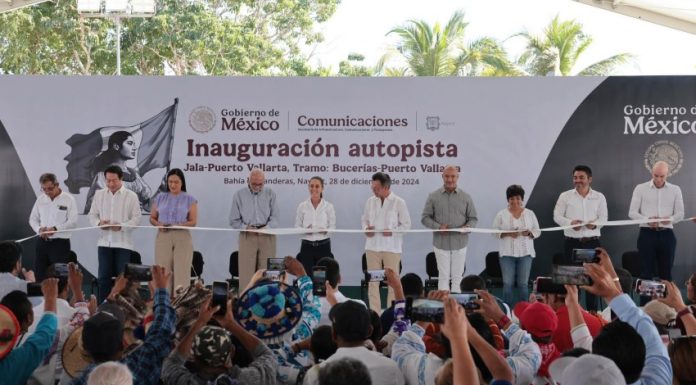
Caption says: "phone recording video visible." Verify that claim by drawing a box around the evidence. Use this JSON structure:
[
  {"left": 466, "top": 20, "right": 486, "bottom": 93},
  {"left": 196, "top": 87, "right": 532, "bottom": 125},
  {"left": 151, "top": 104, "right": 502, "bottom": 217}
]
[
  {"left": 264, "top": 258, "right": 285, "bottom": 281},
  {"left": 405, "top": 298, "right": 445, "bottom": 323},
  {"left": 635, "top": 279, "right": 667, "bottom": 298},
  {"left": 533, "top": 277, "right": 568, "bottom": 295},
  {"left": 451, "top": 292, "right": 480, "bottom": 310},
  {"left": 572, "top": 248, "right": 600, "bottom": 264},
  {"left": 124, "top": 263, "right": 152, "bottom": 282},
  {"left": 312, "top": 267, "right": 327, "bottom": 296},
  {"left": 551, "top": 265, "right": 592, "bottom": 286},
  {"left": 27, "top": 282, "right": 43, "bottom": 297},
  {"left": 365, "top": 269, "right": 386, "bottom": 282},
  {"left": 212, "top": 281, "right": 229, "bottom": 315},
  {"left": 52, "top": 263, "right": 69, "bottom": 278}
]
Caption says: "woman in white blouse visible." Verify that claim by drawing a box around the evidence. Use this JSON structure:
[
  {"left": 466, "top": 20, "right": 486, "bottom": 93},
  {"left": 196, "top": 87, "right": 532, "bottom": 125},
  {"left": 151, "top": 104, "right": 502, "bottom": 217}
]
[
  {"left": 492, "top": 184, "right": 541, "bottom": 306},
  {"left": 295, "top": 176, "right": 336, "bottom": 273}
]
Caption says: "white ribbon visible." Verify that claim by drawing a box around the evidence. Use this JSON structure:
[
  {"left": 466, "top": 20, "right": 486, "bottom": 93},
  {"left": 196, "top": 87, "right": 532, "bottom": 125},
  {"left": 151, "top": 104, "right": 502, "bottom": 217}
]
[{"left": 15, "top": 217, "right": 695, "bottom": 243}]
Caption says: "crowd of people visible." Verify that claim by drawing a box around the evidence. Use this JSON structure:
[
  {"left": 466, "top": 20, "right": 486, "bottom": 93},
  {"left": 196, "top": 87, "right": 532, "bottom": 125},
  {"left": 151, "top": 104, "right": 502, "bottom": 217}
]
[{"left": 1, "top": 239, "right": 695, "bottom": 385}]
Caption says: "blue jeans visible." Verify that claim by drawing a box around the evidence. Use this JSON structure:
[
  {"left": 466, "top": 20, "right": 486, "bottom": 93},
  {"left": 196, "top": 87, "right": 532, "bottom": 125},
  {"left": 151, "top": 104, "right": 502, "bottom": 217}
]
[
  {"left": 98, "top": 247, "right": 132, "bottom": 302},
  {"left": 499, "top": 255, "right": 533, "bottom": 306}
]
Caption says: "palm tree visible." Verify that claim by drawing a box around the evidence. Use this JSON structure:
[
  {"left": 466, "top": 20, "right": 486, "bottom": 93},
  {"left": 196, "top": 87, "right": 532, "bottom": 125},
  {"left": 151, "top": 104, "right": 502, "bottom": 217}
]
[
  {"left": 381, "top": 10, "right": 516, "bottom": 76},
  {"left": 516, "top": 15, "right": 632, "bottom": 76}
]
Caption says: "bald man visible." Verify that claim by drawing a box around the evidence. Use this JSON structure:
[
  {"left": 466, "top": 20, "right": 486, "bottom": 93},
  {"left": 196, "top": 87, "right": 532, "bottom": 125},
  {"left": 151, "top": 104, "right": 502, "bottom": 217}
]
[
  {"left": 421, "top": 165, "right": 477, "bottom": 292},
  {"left": 629, "top": 161, "right": 684, "bottom": 301},
  {"left": 230, "top": 168, "right": 279, "bottom": 288}
]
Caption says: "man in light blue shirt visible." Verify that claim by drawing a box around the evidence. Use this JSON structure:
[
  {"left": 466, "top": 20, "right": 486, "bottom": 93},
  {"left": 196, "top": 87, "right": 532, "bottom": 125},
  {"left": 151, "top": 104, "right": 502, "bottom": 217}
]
[
  {"left": 229, "top": 168, "right": 279, "bottom": 289},
  {"left": 584, "top": 250, "right": 671, "bottom": 385}
]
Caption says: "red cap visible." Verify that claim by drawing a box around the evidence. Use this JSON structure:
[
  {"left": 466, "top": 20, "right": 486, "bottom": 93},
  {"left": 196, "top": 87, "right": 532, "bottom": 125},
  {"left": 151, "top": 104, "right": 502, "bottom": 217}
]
[{"left": 515, "top": 301, "right": 558, "bottom": 338}]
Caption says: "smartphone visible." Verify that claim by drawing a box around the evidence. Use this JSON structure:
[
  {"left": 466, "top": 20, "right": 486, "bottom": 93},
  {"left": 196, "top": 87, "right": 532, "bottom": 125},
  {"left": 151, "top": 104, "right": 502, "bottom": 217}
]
[
  {"left": 635, "top": 279, "right": 667, "bottom": 298},
  {"left": 451, "top": 292, "right": 480, "bottom": 310},
  {"left": 267, "top": 257, "right": 285, "bottom": 272},
  {"left": 27, "top": 282, "right": 43, "bottom": 296},
  {"left": 264, "top": 258, "right": 284, "bottom": 281},
  {"left": 52, "top": 263, "right": 69, "bottom": 278},
  {"left": 533, "top": 276, "right": 568, "bottom": 295},
  {"left": 552, "top": 265, "right": 592, "bottom": 286},
  {"left": 312, "top": 266, "right": 327, "bottom": 296},
  {"left": 572, "top": 248, "right": 600, "bottom": 264},
  {"left": 263, "top": 270, "right": 281, "bottom": 281},
  {"left": 212, "top": 281, "right": 229, "bottom": 316},
  {"left": 365, "top": 269, "right": 386, "bottom": 282},
  {"left": 124, "top": 263, "right": 152, "bottom": 282},
  {"left": 405, "top": 298, "right": 445, "bottom": 323}
]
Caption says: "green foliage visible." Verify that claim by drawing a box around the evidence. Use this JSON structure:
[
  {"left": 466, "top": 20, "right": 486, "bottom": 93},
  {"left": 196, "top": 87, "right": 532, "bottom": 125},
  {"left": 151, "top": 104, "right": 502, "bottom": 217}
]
[
  {"left": 515, "top": 15, "right": 632, "bottom": 76},
  {"left": 0, "top": 0, "right": 338, "bottom": 75},
  {"left": 381, "top": 10, "right": 516, "bottom": 77},
  {"left": 338, "top": 52, "right": 373, "bottom": 76}
]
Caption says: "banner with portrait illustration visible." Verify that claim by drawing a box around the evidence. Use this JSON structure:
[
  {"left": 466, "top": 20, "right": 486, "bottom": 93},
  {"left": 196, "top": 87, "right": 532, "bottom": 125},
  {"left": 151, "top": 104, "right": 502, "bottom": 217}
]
[{"left": 1, "top": 76, "right": 695, "bottom": 285}]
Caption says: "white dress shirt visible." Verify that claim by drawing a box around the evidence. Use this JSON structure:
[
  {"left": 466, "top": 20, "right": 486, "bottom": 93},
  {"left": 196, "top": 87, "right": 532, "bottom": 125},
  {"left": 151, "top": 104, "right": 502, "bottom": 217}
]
[
  {"left": 318, "top": 291, "right": 366, "bottom": 326},
  {"left": 628, "top": 181, "right": 684, "bottom": 229},
  {"left": 28, "top": 191, "right": 78, "bottom": 239},
  {"left": 493, "top": 208, "right": 541, "bottom": 258},
  {"left": 362, "top": 192, "right": 411, "bottom": 253},
  {"left": 553, "top": 188, "right": 608, "bottom": 238},
  {"left": 0, "top": 272, "right": 27, "bottom": 301},
  {"left": 295, "top": 198, "right": 336, "bottom": 241},
  {"left": 303, "top": 346, "right": 405, "bottom": 385},
  {"left": 88, "top": 185, "right": 142, "bottom": 250}
]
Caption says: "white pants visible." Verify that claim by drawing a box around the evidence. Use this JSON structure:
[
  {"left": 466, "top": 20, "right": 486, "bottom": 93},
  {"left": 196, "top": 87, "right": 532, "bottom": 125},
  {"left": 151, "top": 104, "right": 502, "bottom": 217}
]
[{"left": 434, "top": 246, "right": 467, "bottom": 292}]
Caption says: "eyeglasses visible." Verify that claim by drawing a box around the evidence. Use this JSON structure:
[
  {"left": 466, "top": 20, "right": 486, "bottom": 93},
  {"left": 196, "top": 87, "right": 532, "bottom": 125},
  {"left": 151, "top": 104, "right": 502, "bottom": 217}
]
[{"left": 40, "top": 184, "right": 57, "bottom": 193}]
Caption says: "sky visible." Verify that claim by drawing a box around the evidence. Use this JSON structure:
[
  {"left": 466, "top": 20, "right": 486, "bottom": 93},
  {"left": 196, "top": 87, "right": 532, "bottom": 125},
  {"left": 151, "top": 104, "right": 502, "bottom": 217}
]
[{"left": 306, "top": 0, "right": 696, "bottom": 75}]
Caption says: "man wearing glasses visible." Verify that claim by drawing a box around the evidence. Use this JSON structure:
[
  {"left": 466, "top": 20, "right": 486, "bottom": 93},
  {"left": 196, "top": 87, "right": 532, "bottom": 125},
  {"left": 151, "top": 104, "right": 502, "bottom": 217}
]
[
  {"left": 229, "top": 168, "right": 279, "bottom": 288},
  {"left": 28, "top": 173, "right": 78, "bottom": 280}
]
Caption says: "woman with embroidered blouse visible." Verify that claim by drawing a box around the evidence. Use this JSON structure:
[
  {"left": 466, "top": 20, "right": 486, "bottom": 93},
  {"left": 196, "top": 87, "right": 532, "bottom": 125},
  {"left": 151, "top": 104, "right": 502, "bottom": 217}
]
[{"left": 492, "top": 184, "right": 541, "bottom": 306}]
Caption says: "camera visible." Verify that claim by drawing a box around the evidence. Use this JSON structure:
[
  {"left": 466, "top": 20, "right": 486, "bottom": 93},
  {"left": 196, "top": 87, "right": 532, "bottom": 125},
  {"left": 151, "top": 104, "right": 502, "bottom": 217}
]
[
  {"left": 405, "top": 298, "right": 444, "bottom": 323},
  {"left": 552, "top": 265, "right": 592, "bottom": 286},
  {"left": 312, "top": 266, "right": 327, "bottom": 296},
  {"left": 635, "top": 279, "right": 667, "bottom": 298},
  {"left": 212, "top": 281, "right": 229, "bottom": 316},
  {"left": 451, "top": 292, "right": 480, "bottom": 310},
  {"left": 124, "top": 263, "right": 152, "bottom": 282},
  {"left": 572, "top": 248, "right": 599, "bottom": 264},
  {"left": 364, "top": 270, "right": 386, "bottom": 282},
  {"left": 533, "top": 277, "right": 568, "bottom": 295}
]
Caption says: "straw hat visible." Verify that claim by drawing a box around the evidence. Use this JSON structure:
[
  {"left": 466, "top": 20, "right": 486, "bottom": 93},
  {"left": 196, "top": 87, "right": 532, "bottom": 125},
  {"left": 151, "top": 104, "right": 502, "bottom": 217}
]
[{"left": 234, "top": 281, "right": 303, "bottom": 344}]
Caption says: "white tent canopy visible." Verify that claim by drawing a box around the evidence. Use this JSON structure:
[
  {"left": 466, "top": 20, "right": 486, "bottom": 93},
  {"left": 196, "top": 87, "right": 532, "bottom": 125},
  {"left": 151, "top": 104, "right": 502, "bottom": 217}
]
[{"left": 574, "top": 0, "right": 696, "bottom": 34}]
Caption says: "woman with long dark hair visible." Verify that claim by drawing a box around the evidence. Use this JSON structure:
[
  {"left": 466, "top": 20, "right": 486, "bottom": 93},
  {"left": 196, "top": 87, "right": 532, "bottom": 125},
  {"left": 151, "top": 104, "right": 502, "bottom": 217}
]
[
  {"left": 150, "top": 168, "right": 197, "bottom": 291},
  {"left": 295, "top": 176, "right": 336, "bottom": 273}
]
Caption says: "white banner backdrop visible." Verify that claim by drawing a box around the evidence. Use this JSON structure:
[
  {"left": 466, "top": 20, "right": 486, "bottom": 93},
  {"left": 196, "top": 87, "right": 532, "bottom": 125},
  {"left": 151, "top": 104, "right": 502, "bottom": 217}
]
[{"left": 0, "top": 76, "right": 608, "bottom": 284}]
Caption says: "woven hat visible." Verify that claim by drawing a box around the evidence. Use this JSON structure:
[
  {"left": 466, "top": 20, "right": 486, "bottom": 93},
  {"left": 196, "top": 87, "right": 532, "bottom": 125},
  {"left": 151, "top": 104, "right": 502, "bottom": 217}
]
[
  {"left": 0, "top": 304, "right": 20, "bottom": 360},
  {"left": 192, "top": 325, "right": 233, "bottom": 367},
  {"left": 514, "top": 301, "right": 558, "bottom": 338},
  {"left": 234, "top": 281, "right": 303, "bottom": 343},
  {"left": 171, "top": 281, "right": 212, "bottom": 342},
  {"left": 62, "top": 326, "right": 93, "bottom": 378}
]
